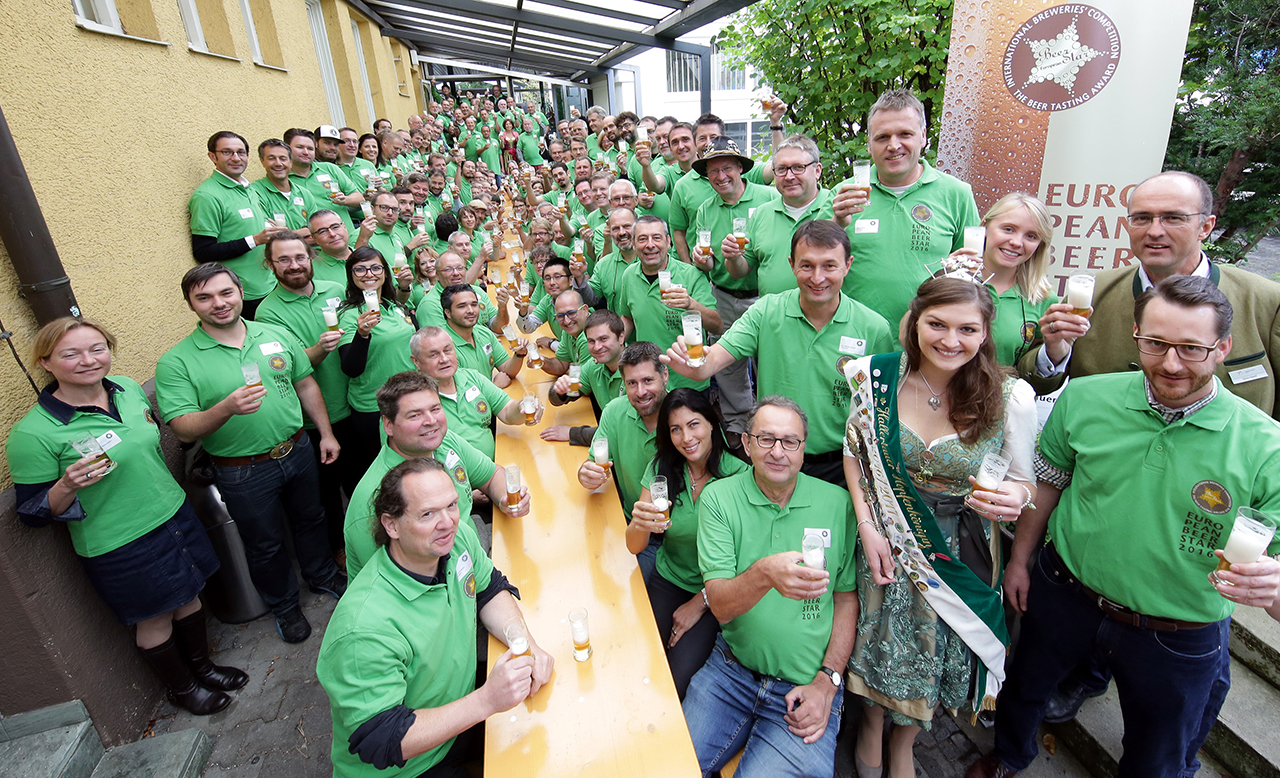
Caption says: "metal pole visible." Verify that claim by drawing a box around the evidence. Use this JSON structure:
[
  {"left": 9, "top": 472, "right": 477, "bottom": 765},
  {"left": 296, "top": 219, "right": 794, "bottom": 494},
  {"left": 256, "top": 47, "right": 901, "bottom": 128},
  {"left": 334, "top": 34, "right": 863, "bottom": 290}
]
[
  {"left": 699, "top": 49, "right": 711, "bottom": 116},
  {"left": 0, "top": 103, "right": 78, "bottom": 325}
]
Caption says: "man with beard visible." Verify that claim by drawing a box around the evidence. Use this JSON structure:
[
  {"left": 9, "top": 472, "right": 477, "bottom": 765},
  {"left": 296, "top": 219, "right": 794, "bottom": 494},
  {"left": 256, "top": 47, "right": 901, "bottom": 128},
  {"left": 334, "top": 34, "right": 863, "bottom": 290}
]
[
  {"left": 314, "top": 125, "right": 343, "bottom": 164},
  {"left": 442, "top": 284, "right": 526, "bottom": 386},
  {"left": 287, "top": 128, "right": 365, "bottom": 246}
]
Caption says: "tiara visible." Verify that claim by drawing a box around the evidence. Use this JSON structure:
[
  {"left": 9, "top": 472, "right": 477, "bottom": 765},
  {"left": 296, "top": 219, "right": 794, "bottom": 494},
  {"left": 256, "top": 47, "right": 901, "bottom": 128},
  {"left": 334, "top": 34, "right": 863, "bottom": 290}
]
[{"left": 926, "top": 253, "right": 992, "bottom": 287}]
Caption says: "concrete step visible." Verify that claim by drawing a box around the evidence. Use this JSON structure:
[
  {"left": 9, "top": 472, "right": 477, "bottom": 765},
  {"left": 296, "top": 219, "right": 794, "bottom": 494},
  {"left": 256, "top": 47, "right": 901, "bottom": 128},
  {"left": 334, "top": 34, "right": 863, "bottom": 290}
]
[
  {"left": 1229, "top": 605, "right": 1280, "bottom": 690},
  {"left": 1048, "top": 657, "right": 1280, "bottom": 778},
  {"left": 0, "top": 719, "right": 103, "bottom": 778},
  {"left": 0, "top": 701, "right": 91, "bottom": 743},
  {"left": 89, "top": 728, "right": 211, "bottom": 778}
]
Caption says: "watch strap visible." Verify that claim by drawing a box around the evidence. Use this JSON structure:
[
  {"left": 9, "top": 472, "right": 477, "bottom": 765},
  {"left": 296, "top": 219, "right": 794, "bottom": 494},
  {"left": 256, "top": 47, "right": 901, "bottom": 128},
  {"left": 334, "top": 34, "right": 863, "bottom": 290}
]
[{"left": 819, "top": 665, "right": 840, "bottom": 687}]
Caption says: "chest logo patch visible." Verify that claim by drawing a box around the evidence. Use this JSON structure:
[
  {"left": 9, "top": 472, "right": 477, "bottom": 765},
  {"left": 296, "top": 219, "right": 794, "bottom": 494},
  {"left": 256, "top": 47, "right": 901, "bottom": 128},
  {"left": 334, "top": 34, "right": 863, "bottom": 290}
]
[
  {"left": 268, "top": 355, "right": 287, "bottom": 372},
  {"left": 910, "top": 204, "right": 933, "bottom": 223},
  {"left": 1192, "top": 480, "right": 1231, "bottom": 515},
  {"left": 476, "top": 400, "right": 488, "bottom": 414},
  {"left": 453, "top": 465, "right": 467, "bottom": 484},
  {"left": 144, "top": 407, "right": 158, "bottom": 425},
  {"left": 836, "top": 355, "right": 854, "bottom": 377},
  {"left": 1021, "top": 321, "right": 1036, "bottom": 344},
  {"left": 463, "top": 572, "right": 477, "bottom": 598}
]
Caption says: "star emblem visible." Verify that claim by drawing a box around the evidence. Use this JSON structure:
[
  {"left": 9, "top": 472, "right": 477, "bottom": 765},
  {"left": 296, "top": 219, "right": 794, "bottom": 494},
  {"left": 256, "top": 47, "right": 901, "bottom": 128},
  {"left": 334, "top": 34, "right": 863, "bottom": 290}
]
[
  {"left": 1024, "top": 18, "right": 1104, "bottom": 96},
  {"left": 1200, "top": 487, "right": 1225, "bottom": 510}
]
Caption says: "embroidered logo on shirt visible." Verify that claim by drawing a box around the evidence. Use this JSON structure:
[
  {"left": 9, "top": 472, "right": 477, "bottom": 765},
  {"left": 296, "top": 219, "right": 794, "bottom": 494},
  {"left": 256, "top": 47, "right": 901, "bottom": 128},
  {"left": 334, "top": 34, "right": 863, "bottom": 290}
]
[
  {"left": 477, "top": 400, "right": 488, "bottom": 414},
  {"left": 464, "top": 572, "right": 477, "bottom": 598},
  {"left": 1021, "top": 321, "right": 1036, "bottom": 344},
  {"left": 268, "top": 355, "right": 287, "bottom": 372},
  {"left": 453, "top": 465, "right": 467, "bottom": 484},
  {"left": 910, "top": 204, "right": 933, "bottom": 223},
  {"left": 1191, "top": 480, "right": 1231, "bottom": 515},
  {"left": 145, "top": 407, "right": 158, "bottom": 425}
]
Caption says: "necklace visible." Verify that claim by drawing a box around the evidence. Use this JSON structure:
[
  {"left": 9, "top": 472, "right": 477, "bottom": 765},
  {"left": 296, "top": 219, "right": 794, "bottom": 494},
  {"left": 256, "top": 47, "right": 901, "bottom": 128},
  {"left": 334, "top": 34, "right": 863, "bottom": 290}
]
[{"left": 918, "top": 371, "right": 943, "bottom": 411}]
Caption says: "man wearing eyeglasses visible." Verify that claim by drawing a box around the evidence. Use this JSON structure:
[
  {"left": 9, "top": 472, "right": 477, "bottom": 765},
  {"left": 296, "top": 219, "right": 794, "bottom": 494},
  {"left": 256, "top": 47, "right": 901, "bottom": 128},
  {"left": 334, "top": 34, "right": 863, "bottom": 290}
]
[
  {"left": 685, "top": 395, "right": 856, "bottom": 778},
  {"left": 1019, "top": 171, "right": 1280, "bottom": 421},
  {"left": 968, "top": 275, "right": 1280, "bottom": 778},
  {"left": 307, "top": 209, "right": 354, "bottom": 288},
  {"left": 354, "top": 190, "right": 418, "bottom": 278}
]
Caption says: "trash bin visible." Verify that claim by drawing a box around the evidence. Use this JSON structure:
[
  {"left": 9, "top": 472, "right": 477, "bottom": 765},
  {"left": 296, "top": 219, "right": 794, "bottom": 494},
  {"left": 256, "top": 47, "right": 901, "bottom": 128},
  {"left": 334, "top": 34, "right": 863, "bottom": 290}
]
[{"left": 186, "top": 483, "right": 270, "bottom": 624}]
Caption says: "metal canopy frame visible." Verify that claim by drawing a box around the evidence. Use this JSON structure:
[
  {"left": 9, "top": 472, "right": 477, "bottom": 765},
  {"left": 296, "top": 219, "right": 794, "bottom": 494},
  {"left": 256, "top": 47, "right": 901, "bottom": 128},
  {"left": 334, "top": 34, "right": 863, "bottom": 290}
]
[{"left": 364, "top": 0, "right": 755, "bottom": 88}]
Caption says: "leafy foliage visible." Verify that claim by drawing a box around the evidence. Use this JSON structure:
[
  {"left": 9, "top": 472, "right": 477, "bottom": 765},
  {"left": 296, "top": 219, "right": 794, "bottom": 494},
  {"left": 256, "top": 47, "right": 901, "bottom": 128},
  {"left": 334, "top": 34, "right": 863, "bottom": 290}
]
[
  {"left": 714, "top": 0, "right": 953, "bottom": 182},
  {"left": 1166, "top": 0, "right": 1280, "bottom": 263}
]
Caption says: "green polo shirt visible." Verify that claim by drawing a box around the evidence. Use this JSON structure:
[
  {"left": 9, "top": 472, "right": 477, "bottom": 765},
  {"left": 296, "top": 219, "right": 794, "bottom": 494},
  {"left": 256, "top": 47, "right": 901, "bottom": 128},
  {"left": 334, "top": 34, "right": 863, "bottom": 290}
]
[
  {"left": 341, "top": 158, "right": 378, "bottom": 190},
  {"left": 589, "top": 249, "right": 637, "bottom": 312},
  {"left": 479, "top": 138, "right": 501, "bottom": 173},
  {"left": 836, "top": 161, "right": 980, "bottom": 327},
  {"left": 585, "top": 134, "right": 602, "bottom": 159},
  {"left": 291, "top": 162, "right": 361, "bottom": 242},
  {"left": 629, "top": 157, "right": 672, "bottom": 221},
  {"left": 592, "top": 396, "right": 657, "bottom": 521},
  {"left": 517, "top": 133, "right": 545, "bottom": 166},
  {"left": 698, "top": 470, "right": 857, "bottom": 684},
  {"left": 313, "top": 251, "right": 349, "bottom": 289},
  {"left": 717, "top": 290, "right": 894, "bottom": 455},
  {"left": 581, "top": 360, "right": 624, "bottom": 406},
  {"left": 156, "top": 321, "right": 312, "bottom": 457},
  {"left": 415, "top": 284, "right": 498, "bottom": 331},
  {"left": 249, "top": 178, "right": 323, "bottom": 233},
  {"left": 446, "top": 323, "right": 510, "bottom": 377},
  {"left": 318, "top": 527, "right": 492, "bottom": 778},
  {"left": 7, "top": 377, "right": 186, "bottom": 557},
  {"left": 254, "top": 280, "right": 351, "bottom": 425},
  {"left": 668, "top": 165, "right": 767, "bottom": 233},
  {"left": 367, "top": 226, "right": 411, "bottom": 272},
  {"left": 989, "top": 285, "right": 1058, "bottom": 368},
  {"left": 1040, "top": 373, "right": 1280, "bottom": 623},
  {"left": 439, "top": 368, "right": 511, "bottom": 459},
  {"left": 529, "top": 295, "right": 565, "bottom": 342},
  {"left": 745, "top": 190, "right": 835, "bottom": 296},
  {"left": 188, "top": 172, "right": 276, "bottom": 300},
  {"left": 344, "top": 432, "right": 497, "bottom": 579},
  {"left": 690, "top": 182, "right": 779, "bottom": 292},
  {"left": 337, "top": 301, "right": 417, "bottom": 413},
  {"left": 615, "top": 260, "right": 717, "bottom": 392},
  {"left": 555, "top": 331, "right": 590, "bottom": 365},
  {"left": 643, "top": 456, "right": 749, "bottom": 592}
]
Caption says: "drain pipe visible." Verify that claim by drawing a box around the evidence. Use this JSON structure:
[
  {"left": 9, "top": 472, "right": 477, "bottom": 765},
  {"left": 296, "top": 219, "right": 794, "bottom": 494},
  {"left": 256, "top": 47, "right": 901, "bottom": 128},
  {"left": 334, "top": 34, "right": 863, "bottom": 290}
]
[{"left": 0, "top": 103, "right": 79, "bottom": 325}]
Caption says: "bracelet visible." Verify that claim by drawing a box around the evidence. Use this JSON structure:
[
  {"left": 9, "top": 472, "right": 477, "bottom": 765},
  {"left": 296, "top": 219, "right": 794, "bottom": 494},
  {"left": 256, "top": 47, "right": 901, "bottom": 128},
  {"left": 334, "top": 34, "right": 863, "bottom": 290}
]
[
  {"left": 856, "top": 519, "right": 879, "bottom": 533},
  {"left": 1017, "top": 483, "right": 1036, "bottom": 510},
  {"left": 770, "top": 125, "right": 784, "bottom": 131},
  {"left": 701, "top": 588, "right": 709, "bottom": 608}
]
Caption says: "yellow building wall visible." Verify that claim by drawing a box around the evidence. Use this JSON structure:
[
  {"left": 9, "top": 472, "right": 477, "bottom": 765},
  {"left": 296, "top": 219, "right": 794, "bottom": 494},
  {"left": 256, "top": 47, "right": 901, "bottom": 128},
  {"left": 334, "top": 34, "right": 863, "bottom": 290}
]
[{"left": 0, "top": 0, "right": 338, "bottom": 489}]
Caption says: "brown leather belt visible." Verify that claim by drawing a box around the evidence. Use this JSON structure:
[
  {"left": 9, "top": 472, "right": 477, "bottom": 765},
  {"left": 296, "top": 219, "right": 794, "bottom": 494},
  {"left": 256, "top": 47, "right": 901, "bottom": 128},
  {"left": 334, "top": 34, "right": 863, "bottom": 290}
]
[
  {"left": 1047, "top": 543, "right": 1211, "bottom": 632},
  {"left": 209, "top": 429, "right": 304, "bottom": 467}
]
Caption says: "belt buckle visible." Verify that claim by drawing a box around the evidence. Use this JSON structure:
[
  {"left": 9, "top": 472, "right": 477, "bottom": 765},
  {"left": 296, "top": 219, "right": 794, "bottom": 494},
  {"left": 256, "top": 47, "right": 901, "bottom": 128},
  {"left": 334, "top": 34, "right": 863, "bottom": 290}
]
[
  {"left": 269, "top": 439, "right": 294, "bottom": 459},
  {"left": 1096, "top": 594, "right": 1124, "bottom": 613}
]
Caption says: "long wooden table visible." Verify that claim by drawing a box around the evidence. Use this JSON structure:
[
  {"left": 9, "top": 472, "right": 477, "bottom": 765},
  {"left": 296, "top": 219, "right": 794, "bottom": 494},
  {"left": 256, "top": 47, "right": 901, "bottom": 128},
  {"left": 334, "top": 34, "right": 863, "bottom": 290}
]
[{"left": 482, "top": 226, "right": 701, "bottom": 777}]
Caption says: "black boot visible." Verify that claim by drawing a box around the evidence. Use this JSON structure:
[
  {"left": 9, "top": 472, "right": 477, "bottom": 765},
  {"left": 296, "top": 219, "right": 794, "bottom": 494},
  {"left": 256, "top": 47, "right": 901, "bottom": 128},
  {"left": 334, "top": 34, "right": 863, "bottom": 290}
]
[
  {"left": 138, "top": 637, "right": 231, "bottom": 716},
  {"left": 172, "top": 608, "right": 249, "bottom": 692}
]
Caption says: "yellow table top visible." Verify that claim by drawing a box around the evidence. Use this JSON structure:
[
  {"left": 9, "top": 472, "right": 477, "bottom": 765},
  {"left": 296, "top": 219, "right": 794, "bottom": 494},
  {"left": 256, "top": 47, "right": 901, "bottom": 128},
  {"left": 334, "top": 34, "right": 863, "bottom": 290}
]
[{"left": 481, "top": 233, "right": 701, "bottom": 778}]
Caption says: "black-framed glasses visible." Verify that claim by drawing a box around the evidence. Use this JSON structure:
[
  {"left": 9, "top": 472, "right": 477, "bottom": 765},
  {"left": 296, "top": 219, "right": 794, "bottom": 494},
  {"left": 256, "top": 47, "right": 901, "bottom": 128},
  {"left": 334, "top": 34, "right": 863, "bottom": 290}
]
[
  {"left": 352, "top": 265, "right": 386, "bottom": 277},
  {"left": 215, "top": 149, "right": 249, "bottom": 158},
  {"left": 1127, "top": 212, "right": 1206, "bottom": 228},
  {"left": 1134, "top": 335, "right": 1220, "bottom": 362},
  {"left": 542, "top": 273, "right": 569, "bottom": 282},
  {"left": 775, "top": 161, "right": 818, "bottom": 178},
  {"left": 747, "top": 433, "right": 804, "bottom": 452},
  {"left": 312, "top": 224, "right": 344, "bottom": 238},
  {"left": 374, "top": 204, "right": 399, "bottom": 213}
]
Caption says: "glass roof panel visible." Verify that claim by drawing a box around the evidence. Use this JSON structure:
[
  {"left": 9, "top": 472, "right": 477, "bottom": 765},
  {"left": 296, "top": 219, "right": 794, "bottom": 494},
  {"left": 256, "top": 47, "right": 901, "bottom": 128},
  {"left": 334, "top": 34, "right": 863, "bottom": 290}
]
[{"left": 522, "top": 1, "right": 655, "bottom": 32}]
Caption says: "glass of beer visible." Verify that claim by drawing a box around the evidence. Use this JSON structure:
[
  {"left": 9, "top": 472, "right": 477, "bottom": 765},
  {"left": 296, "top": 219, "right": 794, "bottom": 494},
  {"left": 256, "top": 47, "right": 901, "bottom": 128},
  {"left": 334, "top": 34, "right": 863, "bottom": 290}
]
[
  {"left": 682, "top": 312, "right": 706, "bottom": 368},
  {"left": 569, "top": 607, "right": 591, "bottom": 661},
  {"left": 732, "top": 218, "right": 748, "bottom": 250},
  {"left": 1216, "top": 507, "right": 1277, "bottom": 574},
  {"left": 528, "top": 349, "right": 544, "bottom": 370},
  {"left": 852, "top": 161, "right": 872, "bottom": 194},
  {"left": 972, "top": 451, "right": 1011, "bottom": 496},
  {"left": 360, "top": 201, "right": 374, "bottom": 219},
  {"left": 504, "top": 465, "right": 522, "bottom": 512},
  {"left": 592, "top": 437, "right": 611, "bottom": 475},
  {"left": 69, "top": 434, "right": 116, "bottom": 475},
  {"left": 760, "top": 97, "right": 773, "bottom": 113},
  {"left": 506, "top": 270, "right": 518, "bottom": 294},
  {"left": 322, "top": 307, "right": 340, "bottom": 332},
  {"left": 802, "top": 531, "right": 826, "bottom": 570},
  {"left": 241, "top": 363, "right": 263, "bottom": 390},
  {"left": 963, "top": 226, "right": 987, "bottom": 256},
  {"left": 567, "top": 363, "right": 582, "bottom": 397},
  {"left": 503, "top": 619, "right": 531, "bottom": 658},
  {"left": 572, "top": 238, "right": 585, "bottom": 264},
  {"left": 657, "top": 269, "right": 673, "bottom": 293},
  {"left": 519, "top": 280, "right": 532, "bottom": 304},
  {"left": 635, "top": 125, "right": 649, "bottom": 154},
  {"left": 520, "top": 390, "right": 539, "bottom": 425},
  {"left": 558, "top": 193, "right": 569, "bottom": 215},
  {"left": 1067, "top": 274, "right": 1096, "bottom": 318},
  {"left": 272, "top": 213, "right": 287, "bottom": 229},
  {"left": 697, "top": 230, "right": 713, "bottom": 261},
  {"left": 650, "top": 475, "right": 671, "bottom": 531},
  {"left": 362, "top": 288, "right": 380, "bottom": 314}
]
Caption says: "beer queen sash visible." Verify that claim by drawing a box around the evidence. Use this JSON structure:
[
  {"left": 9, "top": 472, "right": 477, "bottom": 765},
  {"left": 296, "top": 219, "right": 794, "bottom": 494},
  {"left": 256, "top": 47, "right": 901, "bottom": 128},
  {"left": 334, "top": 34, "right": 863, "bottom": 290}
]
[{"left": 843, "top": 352, "right": 1009, "bottom": 714}]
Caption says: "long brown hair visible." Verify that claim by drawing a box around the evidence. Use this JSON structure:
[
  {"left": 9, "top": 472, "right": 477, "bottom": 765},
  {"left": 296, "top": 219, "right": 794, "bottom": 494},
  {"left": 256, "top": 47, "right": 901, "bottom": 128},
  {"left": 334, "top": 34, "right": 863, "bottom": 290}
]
[{"left": 903, "top": 277, "right": 1009, "bottom": 444}]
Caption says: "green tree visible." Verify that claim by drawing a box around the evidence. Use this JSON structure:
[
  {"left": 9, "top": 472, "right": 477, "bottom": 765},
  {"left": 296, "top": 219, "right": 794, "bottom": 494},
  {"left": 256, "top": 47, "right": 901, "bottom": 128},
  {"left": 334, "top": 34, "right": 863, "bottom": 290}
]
[
  {"left": 714, "top": 0, "right": 953, "bottom": 182},
  {"left": 1166, "top": 0, "right": 1280, "bottom": 263}
]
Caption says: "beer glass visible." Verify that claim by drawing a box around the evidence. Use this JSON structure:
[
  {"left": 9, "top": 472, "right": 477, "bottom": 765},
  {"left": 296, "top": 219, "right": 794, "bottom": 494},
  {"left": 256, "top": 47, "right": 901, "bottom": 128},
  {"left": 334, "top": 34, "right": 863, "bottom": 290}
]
[
  {"left": 963, "top": 226, "right": 987, "bottom": 256},
  {"left": 972, "top": 451, "right": 1011, "bottom": 495},
  {"left": 802, "top": 531, "right": 826, "bottom": 570},
  {"left": 1067, "top": 274, "right": 1096, "bottom": 318},
  {"left": 520, "top": 391, "right": 539, "bottom": 425},
  {"left": 504, "top": 465, "right": 522, "bottom": 512},
  {"left": 272, "top": 213, "right": 287, "bottom": 229},
  {"left": 241, "top": 363, "right": 263, "bottom": 390},
  {"left": 528, "top": 349, "right": 544, "bottom": 370},
  {"left": 360, "top": 201, "right": 374, "bottom": 219},
  {"left": 519, "top": 279, "right": 532, "bottom": 304},
  {"left": 322, "top": 307, "right": 340, "bottom": 332},
  {"left": 503, "top": 619, "right": 531, "bottom": 658},
  {"left": 592, "top": 437, "right": 611, "bottom": 475},
  {"left": 362, "top": 288, "right": 380, "bottom": 314},
  {"left": 732, "top": 217, "right": 748, "bottom": 250},
  {"left": 852, "top": 161, "right": 872, "bottom": 194},
  {"left": 697, "top": 229, "right": 713, "bottom": 262},
  {"left": 572, "top": 239, "right": 585, "bottom": 264},
  {"left": 682, "top": 312, "right": 706, "bottom": 368},
  {"left": 567, "top": 363, "right": 582, "bottom": 397},
  {"left": 569, "top": 607, "right": 591, "bottom": 661},
  {"left": 635, "top": 125, "right": 650, "bottom": 154},
  {"left": 69, "top": 434, "right": 116, "bottom": 475},
  {"left": 1217, "top": 507, "right": 1277, "bottom": 572},
  {"left": 657, "top": 269, "right": 673, "bottom": 293},
  {"left": 650, "top": 475, "right": 671, "bottom": 530},
  {"left": 558, "top": 193, "right": 569, "bottom": 215}
]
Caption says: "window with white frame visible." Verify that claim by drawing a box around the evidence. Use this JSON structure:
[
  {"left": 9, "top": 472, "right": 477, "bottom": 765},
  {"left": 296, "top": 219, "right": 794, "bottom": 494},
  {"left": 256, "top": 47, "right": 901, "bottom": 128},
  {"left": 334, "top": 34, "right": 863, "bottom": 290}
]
[
  {"left": 711, "top": 43, "right": 745, "bottom": 91},
  {"left": 176, "top": 0, "right": 206, "bottom": 50},
  {"left": 665, "top": 50, "right": 699, "bottom": 94},
  {"left": 72, "top": 0, "right": 122, "bottom": 33},
  {"left": 238, "top": 0, "right": 263, "bottom": 64}
]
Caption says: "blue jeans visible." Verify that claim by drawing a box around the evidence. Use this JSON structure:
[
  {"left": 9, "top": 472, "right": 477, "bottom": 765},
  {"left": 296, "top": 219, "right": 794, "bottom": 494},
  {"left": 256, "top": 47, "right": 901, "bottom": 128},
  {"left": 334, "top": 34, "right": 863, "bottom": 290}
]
[
  {"left": 993, "top": 545, "right": 1225, "bottom": 777},
  {"left": 213, "top": 434, "right": 338, "bottom": 615},
  {"left": 683, "top": 635, "right": 842, "bottom": 778}
]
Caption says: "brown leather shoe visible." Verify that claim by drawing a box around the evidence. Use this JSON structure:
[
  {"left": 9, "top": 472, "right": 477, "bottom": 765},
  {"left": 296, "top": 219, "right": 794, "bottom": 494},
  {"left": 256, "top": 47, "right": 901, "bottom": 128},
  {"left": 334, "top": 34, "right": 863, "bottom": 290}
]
[{"left": 965, "top": 755, "right": 1018, "bottom": 778}]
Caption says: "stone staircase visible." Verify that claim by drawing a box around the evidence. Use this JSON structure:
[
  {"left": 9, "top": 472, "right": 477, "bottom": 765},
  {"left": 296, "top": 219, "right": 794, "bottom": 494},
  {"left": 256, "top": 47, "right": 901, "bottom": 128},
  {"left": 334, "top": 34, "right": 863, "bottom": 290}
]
[
  {"left": 1047, "top": 604, "right": 1280, "bottom": 778},
  {"left": 0, "top": 701, "right": 210, "bottom": 778}
]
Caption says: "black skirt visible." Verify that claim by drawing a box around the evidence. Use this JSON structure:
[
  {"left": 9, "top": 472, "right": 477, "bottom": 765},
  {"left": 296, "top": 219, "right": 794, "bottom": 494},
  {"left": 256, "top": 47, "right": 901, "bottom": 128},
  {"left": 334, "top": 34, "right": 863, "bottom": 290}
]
[{"left": 79, "top": 500, "right": 220, "bottom": 625}]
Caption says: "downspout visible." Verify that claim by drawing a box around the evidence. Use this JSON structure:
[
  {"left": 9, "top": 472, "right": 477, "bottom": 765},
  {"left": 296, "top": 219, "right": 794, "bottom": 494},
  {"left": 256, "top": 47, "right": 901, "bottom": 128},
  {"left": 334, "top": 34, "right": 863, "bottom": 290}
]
[{"left": 0, "top": 104, "right": 79, "bottom": 325}]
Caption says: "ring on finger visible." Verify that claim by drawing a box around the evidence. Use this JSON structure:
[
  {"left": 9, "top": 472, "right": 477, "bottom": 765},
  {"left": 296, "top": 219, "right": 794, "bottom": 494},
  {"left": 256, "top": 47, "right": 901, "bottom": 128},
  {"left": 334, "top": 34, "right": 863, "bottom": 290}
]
[{"left": 1049, "top": 321, "right": 1057, "bottom": 333}]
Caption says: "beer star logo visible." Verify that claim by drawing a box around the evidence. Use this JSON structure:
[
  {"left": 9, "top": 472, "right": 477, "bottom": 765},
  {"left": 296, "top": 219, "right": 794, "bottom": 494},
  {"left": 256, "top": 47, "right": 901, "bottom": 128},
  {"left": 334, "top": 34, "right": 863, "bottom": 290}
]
[
  {"left": 464, "top": 572, "right": 477, "bottom": 598},
  {"left": 911, "top": 204, "right": 933, "bottom": 224},
  {"left": 1192, "top": 480, "right": 1232, "bottom": 515},
  {"left": 476, "top": 400, "right": 488, "bottom": 414},
  {"left": 453, "top": 465, "right": 467, "bottom": 484},
  {"left": 836, "top": 355, "right": 854, "bottom": 377},
  {"left": 1003, "top": 5, "right": 1121, "bottom": 112},
  {"left": 1024, "top": 19, "right": 1103, "bottom": 96},
  {"left": 268, "top": 355, "right": 287, "bottom": 371},
  {"left": 1022, "top": 321, "right": 1037, "bottom": 344},
  {"left": 144, "top": 407, "right": 158, "bottom": 425}
]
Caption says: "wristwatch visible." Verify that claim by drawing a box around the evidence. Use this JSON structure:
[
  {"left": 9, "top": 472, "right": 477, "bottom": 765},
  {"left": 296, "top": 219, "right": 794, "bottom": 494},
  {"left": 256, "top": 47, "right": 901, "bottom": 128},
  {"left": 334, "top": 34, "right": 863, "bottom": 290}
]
[{"left": 819, "top": 665, "right": 841, "bottom": 688}]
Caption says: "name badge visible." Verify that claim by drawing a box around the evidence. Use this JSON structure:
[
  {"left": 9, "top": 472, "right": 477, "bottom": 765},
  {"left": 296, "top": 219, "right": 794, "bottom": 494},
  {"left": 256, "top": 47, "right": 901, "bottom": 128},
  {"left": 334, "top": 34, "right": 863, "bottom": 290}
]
[
  {"left": 838, "top": 336, "right": 867, "bottom": 356},
  {"left": 854, "top": 219, "right": 879, "bottom": 234},
  {"left": 444, "top": 449, "right": 462, "bottom": 469},
  {"left": 239, "top": 208, "right": 255, "bottom": 219},
  {"left": 97, "top": 430, "right": 123, "bottom": 452},
  {"left": 293, "top": 197, "right": 304, "bottom": 207},
  {"left": 317, "top": 174, "right": 332, "bottom": 183},
  {"left": 804, "top": 527, "right": 832, "bottom": 548},
  {"left": 747, "top": 207, "right": 757, "bottom": 218},
  {"left": 326, "top": 297, "right": 343, "bottom": 309},
  {"left": 455, "top": 550, "right": 473, "bottom": 582},
  {"left": 482, "top": 343, "right": 493, "bottom": 355},
  {"left": 1230, "top": 364, "right": 1268, "bottom": 384},
  {"left": 259, "top": 341, "right": 285, "bottom": 355},
  {"left": 464, "top": 385, "right": 482, "bottom": 402}
]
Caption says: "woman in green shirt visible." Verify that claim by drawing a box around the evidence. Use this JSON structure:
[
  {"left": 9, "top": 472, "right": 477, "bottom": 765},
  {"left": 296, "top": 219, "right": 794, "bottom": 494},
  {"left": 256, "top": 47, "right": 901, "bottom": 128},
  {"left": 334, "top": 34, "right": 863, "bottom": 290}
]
[
  {"left": 456, "top": 204, "right": 490, "bottom": 263},
  {"left": 406, "top": 249, "right": 438, "bottom": 310},
  {"left": 7, "top": 318, "right": 246, "bottom": 716},
  {"left": 625, "top": 389, "right": 747, "bottom": 699}
]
